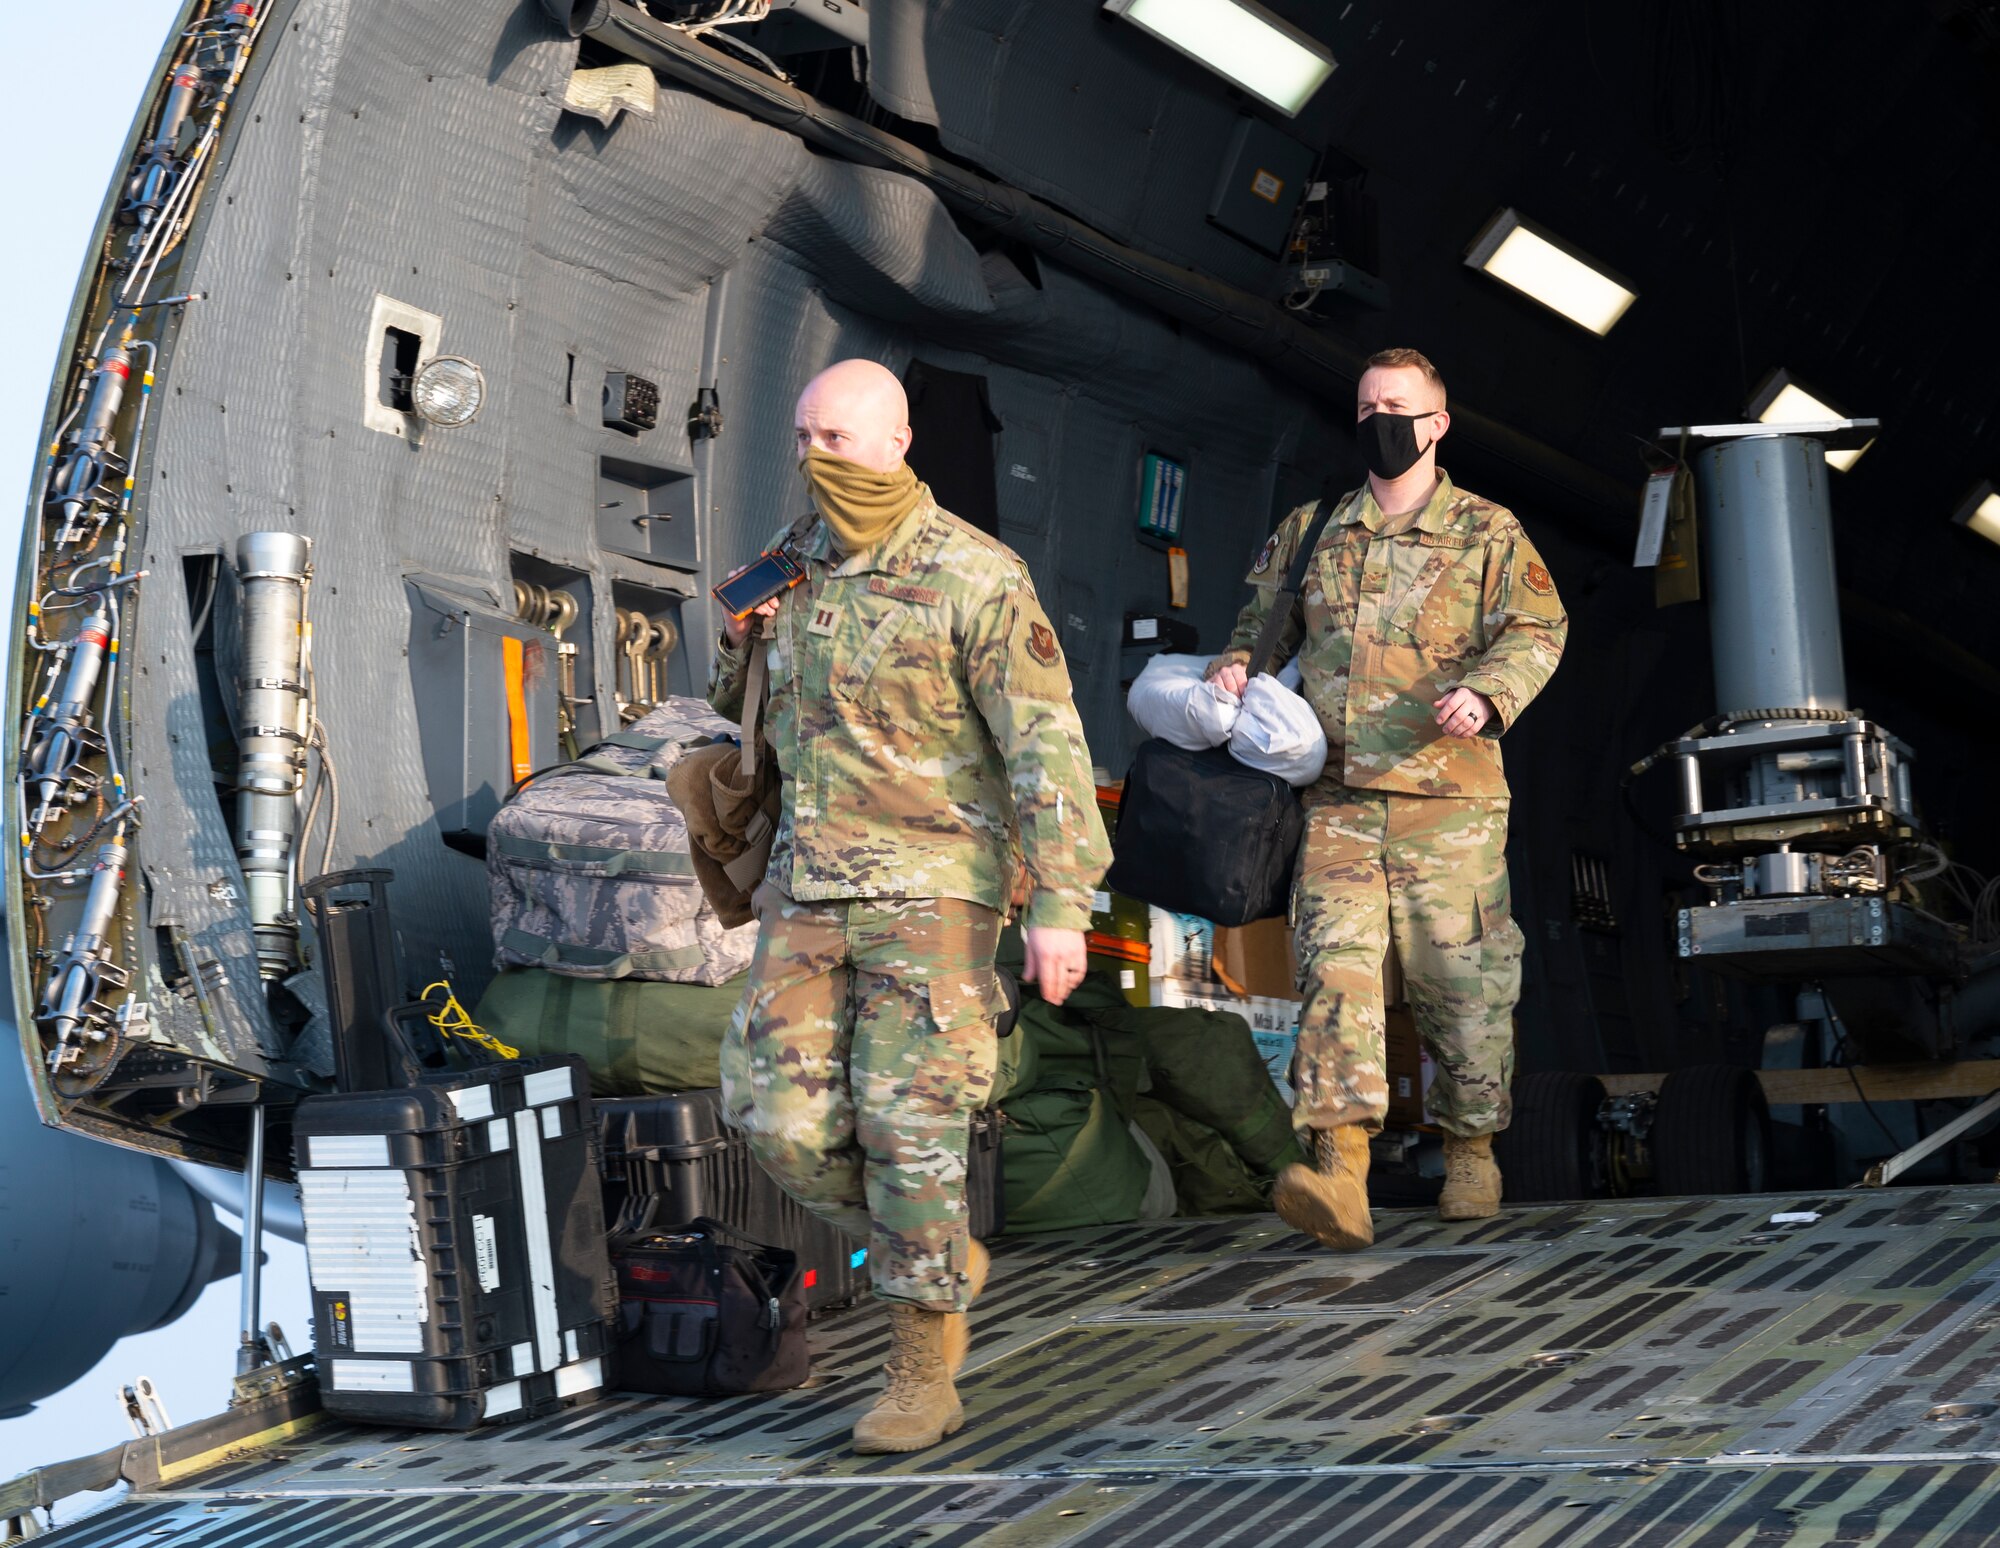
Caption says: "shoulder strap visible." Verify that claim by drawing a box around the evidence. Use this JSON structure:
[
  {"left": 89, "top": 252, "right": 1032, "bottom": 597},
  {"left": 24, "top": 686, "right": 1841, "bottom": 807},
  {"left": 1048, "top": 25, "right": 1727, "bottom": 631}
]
[
  {"left": 740, "top": 617, "right": 768, "bottom": 780},
  {"left": 736, "top": 510, "right": 820, "bottom": 784},
  {"left": 735, "top": 511, "right": 818, "bottom": 780},
  {"left": 1246, "top": 491, "right": 1338, "bottom": 678}
]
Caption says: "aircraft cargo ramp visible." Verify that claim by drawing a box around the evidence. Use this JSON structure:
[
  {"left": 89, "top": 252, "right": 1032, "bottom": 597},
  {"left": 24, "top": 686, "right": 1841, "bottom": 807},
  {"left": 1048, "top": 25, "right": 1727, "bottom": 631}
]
[{"left": 19, "top": 1192, "right": 2000, "bottom": 1545}]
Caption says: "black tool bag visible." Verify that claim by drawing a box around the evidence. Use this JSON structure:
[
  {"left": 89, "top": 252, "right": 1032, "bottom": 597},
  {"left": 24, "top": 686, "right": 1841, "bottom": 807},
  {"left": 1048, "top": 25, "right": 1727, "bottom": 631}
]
[
  {"left": 1105, "top": 494, "right": 1337, "bottom": 926},
  {"left": 607, "top": 1207, "right": 809, "bottom": 1397}
]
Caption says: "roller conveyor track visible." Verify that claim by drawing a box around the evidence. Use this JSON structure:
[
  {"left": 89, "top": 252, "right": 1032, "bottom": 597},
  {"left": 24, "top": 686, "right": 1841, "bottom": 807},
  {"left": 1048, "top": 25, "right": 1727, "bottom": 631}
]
[{"left": 29, "top": 1191, "right": 2000, "bottom": 1545}]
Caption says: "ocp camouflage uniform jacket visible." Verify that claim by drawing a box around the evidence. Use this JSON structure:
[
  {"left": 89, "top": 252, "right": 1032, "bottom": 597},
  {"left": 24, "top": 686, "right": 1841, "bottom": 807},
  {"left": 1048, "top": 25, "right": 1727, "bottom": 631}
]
[
  {"left": 1210, "top": 472, "right": 1567, "bottom": 798},
  {"left": 709, "top": 489, "right": 1111, "bottom": 930}
]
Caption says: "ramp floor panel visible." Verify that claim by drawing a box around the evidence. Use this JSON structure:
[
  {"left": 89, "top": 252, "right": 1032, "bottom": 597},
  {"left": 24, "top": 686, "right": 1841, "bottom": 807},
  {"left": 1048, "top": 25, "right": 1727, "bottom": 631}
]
[{"left": 31, "top": 1191, "right": 2000, "bottom": 1545}]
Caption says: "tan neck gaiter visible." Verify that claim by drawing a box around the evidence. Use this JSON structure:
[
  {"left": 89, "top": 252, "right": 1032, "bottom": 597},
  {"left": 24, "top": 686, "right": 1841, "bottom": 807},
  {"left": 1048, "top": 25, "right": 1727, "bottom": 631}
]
[{"left": 800, "top": 448, "right": 923, "bottom": 555}]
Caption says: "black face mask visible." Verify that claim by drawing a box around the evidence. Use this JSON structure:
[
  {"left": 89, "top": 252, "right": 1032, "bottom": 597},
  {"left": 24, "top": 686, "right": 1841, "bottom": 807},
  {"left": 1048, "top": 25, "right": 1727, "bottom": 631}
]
[{"left": 1358, "top": 410, "right": 1435, "bottom": 479}]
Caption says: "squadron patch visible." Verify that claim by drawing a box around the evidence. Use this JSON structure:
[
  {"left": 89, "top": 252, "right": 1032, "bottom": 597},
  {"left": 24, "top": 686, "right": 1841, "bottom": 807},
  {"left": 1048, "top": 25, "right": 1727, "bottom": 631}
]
[
  {"left": 1027, "top": 621, "right": 1060, "bottom": 666},
  {"left": 1251, "top": 533, "right": 1279, "bottom": 575},
  {"left": 1522, "top": 561, "right": 1554, "bottom": 596}
]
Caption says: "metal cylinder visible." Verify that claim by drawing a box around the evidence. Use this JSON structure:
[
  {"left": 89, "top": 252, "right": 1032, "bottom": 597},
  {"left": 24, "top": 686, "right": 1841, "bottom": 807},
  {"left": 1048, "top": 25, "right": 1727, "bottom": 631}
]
[
  {"left": 236, "top": 1102, "right": 267, "bottom": 1376},
  {"left": 27, "top": 600, "right": 113, "bottom": 823},
  {"left": 541, "top": 0, "right": 609, "bottom": 37},
  {"left": 1677, "top": 752, "right": 1703, "bottom": 818},
  {"left": 1695, "top": 434, "right": 1848, "bottom": 714},
  {"left": 1747, "top": 851, "right": 1813, "bottom": 898},
  {"left": 51, "top": 348, "right": 130, "bottom": 535},
  {"left": 41, "top": 838, "right": 129, "bottom": 1052},
  {"left": 128, "top": 66, "right": 200, "bottom": 225},
  {"left": 233, "top": 532, "right": 311, "bottom": 981}
]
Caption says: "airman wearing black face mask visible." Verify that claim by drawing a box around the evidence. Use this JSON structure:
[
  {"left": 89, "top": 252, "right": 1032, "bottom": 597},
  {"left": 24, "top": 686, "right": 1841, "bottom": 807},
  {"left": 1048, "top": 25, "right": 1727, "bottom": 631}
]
[{"left": 1207, "top": 347, "right": 1569, "bottom": 1248}]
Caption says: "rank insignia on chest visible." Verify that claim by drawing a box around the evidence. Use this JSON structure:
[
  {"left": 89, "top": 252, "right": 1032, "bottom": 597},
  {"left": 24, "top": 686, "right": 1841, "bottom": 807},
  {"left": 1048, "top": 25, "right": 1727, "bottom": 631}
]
[
  {"left": 807, "top": 603, "right": 839, "bottom": 636},
  {"left": 1027, "top": 621, "right": 1059, "bottom": 665},
  {"left": 1522, "top": 561, "right": 1555, "bottom": 596}
]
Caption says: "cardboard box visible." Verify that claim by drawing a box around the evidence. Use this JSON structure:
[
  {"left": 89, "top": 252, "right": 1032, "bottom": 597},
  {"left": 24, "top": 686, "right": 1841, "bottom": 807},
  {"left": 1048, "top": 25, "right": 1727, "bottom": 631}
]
[
  {"left": 1149, "top": 907, "right": 1216, "bottom": 985},
  {"left": 1384, "top": 1007, "right": 1438, "bottom": 1127},
  {"left": 1214, "top": 917, "right": 1298, "bottom": 999}
]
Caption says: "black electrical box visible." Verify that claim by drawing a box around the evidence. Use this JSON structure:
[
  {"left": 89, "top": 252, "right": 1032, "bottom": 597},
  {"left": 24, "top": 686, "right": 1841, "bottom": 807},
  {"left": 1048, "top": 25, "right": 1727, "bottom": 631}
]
[
  {"left": 603, "top": 371, "right": 660, "bottom": 433},
  {"left": 1208, "top": 116, "right": 1315, "bottom": 256}
]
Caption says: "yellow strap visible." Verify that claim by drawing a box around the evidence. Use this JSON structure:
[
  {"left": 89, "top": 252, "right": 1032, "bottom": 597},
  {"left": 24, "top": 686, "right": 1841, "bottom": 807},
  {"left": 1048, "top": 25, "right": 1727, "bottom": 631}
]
[{"left": 421, "top": 979, "right": 517, "bottom": 1060}]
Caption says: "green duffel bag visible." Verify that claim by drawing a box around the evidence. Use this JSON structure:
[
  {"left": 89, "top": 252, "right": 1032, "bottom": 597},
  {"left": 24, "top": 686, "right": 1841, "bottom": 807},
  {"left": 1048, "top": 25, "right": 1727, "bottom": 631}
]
[
  {"left": 1117, "top": 1004, "right": 1306, "bottom": 1185},
  {"left": 1000, "top": 1079, "right": 1157, "bottom": 1233},
  {"left": 473, "top": 966, "right": 745, "bottom": 1098},
  {"left": 1132, "top": 1094, "right": 1274, "bottom": 1217},
  {"left": 996, "top": 978, "right": 1158, "bottom": 1233}
]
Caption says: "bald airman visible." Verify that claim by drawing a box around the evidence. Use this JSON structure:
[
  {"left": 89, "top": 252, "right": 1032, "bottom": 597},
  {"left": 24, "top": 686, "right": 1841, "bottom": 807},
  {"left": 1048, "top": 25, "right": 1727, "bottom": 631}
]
[{"left": 710, "top": 359, "right": 1110, "bottom": 1453}]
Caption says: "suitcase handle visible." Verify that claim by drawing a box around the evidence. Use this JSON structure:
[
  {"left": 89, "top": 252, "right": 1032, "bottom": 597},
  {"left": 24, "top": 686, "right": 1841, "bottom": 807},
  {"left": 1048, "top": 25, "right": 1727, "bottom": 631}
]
[{"left": 379, "top": 999, "right": 502, "bottom": 1087}]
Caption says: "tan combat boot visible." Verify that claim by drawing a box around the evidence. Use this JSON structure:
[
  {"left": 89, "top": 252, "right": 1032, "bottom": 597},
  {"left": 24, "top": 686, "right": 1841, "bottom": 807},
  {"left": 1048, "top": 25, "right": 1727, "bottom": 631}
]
[
  {"left": 941, "top": 1238, "right": 989, "bottom": 1378},
  {"left": 1439, "top": 1133, "right": 1502, "bottom": 1221},
  {"left": 852, "top": 1303, "right": 965, "bottom": 1454},
  {"left": 1272, "top": 1124, "right": 1374, "bottom": 1250}
]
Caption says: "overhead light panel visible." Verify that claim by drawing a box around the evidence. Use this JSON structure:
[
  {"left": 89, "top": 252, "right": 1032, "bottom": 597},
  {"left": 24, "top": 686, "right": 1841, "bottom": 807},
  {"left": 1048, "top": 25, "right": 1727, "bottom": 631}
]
[
  {"left": 1955, "top": 481, "right": 2000, "bottom": 547},
  {"left": 1464, "top": 209, "right": 1636, "bottom": 336},
  {"left": 1746, "top": 369, "right": 1874, "bottom": 472},
  {"left": 1102, "top": 0, "right": 1336, "bottom": 118}
]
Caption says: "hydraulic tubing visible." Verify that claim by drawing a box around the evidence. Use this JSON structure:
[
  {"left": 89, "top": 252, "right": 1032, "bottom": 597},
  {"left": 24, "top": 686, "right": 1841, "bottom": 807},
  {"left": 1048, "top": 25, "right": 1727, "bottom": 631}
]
[
  {"left": 236, "top": 1100, "right": 268, "bottom": 1376},
  {"left": 574, "top": 0, "right": 1635, "bottom": 531},
  {"left": 233, "top": 532, "right": 311, "bottom": 981}
]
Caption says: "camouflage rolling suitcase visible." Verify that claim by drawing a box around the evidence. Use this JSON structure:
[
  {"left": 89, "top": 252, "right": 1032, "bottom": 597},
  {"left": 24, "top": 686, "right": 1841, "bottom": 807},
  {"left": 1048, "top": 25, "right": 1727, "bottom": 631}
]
[{"left": 488, "top": 699, "right": 759, "bottom": 985}]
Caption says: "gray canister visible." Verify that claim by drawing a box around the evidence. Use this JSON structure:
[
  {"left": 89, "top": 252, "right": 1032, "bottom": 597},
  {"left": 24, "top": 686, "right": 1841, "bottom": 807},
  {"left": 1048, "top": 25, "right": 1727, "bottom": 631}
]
[{"left": 1695, "top": 433, "right": 1848, "bottom": 715}]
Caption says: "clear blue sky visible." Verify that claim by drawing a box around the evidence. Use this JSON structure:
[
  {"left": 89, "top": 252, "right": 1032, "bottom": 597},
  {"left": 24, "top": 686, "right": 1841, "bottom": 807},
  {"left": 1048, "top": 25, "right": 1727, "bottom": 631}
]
[{"left": 0, "top": 0, "right": 310, "bottom": 1507}]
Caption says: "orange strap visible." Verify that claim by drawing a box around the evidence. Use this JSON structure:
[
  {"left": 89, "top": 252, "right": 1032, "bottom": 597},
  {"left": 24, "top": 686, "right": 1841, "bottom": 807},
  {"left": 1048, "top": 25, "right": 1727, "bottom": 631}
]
[{"left": 502, "top": 636, "right": 532, "bottom": 784}]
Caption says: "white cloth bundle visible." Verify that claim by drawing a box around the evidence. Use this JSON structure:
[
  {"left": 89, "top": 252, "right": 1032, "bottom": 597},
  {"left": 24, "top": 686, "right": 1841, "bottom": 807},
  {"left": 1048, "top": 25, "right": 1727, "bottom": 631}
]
[
  {"left": 1230, "top": 674, "right": 1327, "bottom": 786},
  {"left": 1126, "top": 654, "right": 1327, "bottom": 787},
  {"left": 1125, "top": 654, "right": 1239, "bottom": 750}
]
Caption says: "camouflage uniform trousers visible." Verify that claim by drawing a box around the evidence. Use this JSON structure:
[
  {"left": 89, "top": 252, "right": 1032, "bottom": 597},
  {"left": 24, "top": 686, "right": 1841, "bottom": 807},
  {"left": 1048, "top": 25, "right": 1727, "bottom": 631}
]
[
  {"left": 719, "top": 885, "right": 1004, "bottom": 1311},
  {"left": 1289, "top": 786, "right": 1525, "bottom": 1138}
]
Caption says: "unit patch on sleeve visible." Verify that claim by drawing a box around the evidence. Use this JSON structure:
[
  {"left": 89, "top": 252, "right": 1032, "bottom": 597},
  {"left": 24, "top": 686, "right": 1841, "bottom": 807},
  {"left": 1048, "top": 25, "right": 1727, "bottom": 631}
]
[
  {"left": 1523, "top": 561, "right": 1554, "bottom": 596},
  {"left": 1250, "top": 533, "right": 1279, "bottom": 575},
  {"left": 1027, "top": 621, "right": 1059, "bottom": 666}
]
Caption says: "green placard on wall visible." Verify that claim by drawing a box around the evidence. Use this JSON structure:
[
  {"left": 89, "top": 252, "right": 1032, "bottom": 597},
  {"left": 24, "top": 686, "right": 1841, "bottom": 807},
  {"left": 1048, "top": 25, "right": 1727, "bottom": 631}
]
[{"left": 1138, "top": 453, "right": 1186, "bottom": 542}]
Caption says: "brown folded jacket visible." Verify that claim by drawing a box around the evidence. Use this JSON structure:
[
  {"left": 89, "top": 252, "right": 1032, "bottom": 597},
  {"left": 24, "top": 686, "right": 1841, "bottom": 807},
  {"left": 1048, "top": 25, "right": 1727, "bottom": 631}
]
[
  {"left": 666, "top": 617, "right": 777, "bottom": 928},
  {"left": 666, "top": 740, "right": 777, "bottom": 929}
]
